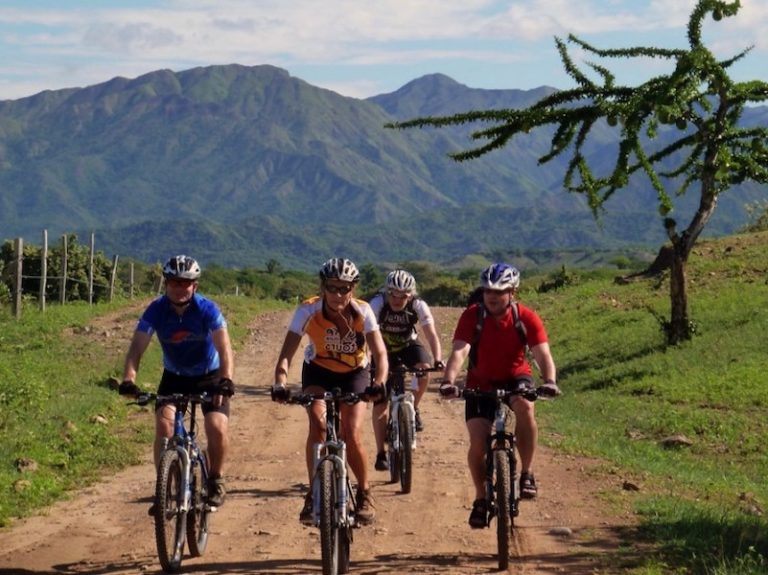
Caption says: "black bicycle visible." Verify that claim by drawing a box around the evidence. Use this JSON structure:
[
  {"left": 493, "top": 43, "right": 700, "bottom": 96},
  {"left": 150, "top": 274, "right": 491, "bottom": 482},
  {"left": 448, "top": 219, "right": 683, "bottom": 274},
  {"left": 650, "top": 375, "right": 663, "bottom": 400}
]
[
  {"left": 462, "top": 386, "right": 543, "bottom": 571},
  {"left": 286, "top": 388, "right": 362, "bottom": 575},
  {"left": 385, "top": 363, "right": 441, "bottom": 494},
  {"left": 132, "top": 392, "right": 213, "bottom": 573}
]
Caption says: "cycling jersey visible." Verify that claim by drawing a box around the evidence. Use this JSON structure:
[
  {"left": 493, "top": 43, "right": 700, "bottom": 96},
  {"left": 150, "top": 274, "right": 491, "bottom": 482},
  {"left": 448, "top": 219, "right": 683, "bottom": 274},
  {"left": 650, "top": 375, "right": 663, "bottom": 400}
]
[
  {"left": 368, "top": 292, "right": 434, "bottom": 353},
  {"left": 453, "top": 302, "right": 547, "bottom": 391},
  {"left": 135, "top": 293, "right": 227, "bottom": 377},
  {"left": 288, "top": 295, "right": 379, "bottom": 373}
]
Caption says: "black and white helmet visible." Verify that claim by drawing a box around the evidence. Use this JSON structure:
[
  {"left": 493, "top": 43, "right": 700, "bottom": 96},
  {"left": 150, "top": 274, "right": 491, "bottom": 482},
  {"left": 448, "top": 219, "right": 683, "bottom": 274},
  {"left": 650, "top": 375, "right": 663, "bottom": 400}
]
[
  {"left": 162, "top": 255, "right": 201, "bottom": 280},
  {"left": 480, "top": 263, "right": 520, "bottom": 290},
  {"left": 386, "top": 269, "right": 416, "bottom": 293},
  {"left": 319, "top": 258, "right": 360, "bottom": 283}
]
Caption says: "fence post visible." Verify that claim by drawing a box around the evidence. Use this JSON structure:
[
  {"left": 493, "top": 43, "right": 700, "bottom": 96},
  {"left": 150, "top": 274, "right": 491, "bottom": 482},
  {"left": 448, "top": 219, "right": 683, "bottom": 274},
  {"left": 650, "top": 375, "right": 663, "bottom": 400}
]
[
  {"left": 129, "top": 262, "right": 135, "bottom": 299},
  {"left": 109, "top": 255, "right": 119, "bottom": 302},
  {"left": 39, "top": 230, "right": 48, "bottom": 311},
  {"left": 60, "top": 235, "right": 68, "bottom": 304},
  {"left": 12, "top": 237, "right": 23, "bottom": 319},
  {"left": 88, "top": 233, "right": 95, "bottom": 305}
]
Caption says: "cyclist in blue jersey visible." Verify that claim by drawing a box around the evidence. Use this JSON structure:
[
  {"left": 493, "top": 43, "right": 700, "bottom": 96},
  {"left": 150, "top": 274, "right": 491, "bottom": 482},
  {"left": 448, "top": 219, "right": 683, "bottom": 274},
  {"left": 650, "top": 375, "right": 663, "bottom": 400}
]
[{"left": 119, "top": 255, "right": 235, "bottom": 510}]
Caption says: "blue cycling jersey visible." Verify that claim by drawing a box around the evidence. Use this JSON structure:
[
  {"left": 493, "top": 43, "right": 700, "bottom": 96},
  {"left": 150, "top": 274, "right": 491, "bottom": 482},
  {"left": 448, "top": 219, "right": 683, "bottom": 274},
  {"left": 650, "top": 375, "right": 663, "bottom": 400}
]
[{"left": 135, "top": 293, "right": 227, "bottom": 376}]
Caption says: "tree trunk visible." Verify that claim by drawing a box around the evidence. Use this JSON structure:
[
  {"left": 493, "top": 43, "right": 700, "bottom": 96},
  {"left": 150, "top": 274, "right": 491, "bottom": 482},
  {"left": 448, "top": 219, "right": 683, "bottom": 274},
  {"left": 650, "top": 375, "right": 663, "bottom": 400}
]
[{"left": 668, "top": 241, "right": 690, "bottom": 344}]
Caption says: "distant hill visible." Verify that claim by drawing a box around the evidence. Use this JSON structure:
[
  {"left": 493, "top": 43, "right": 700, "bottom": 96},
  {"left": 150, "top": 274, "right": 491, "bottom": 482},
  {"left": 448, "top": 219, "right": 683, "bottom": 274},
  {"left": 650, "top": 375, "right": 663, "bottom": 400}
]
[{"left": 0, "top": 64, "right": 764, "bottom": 270}]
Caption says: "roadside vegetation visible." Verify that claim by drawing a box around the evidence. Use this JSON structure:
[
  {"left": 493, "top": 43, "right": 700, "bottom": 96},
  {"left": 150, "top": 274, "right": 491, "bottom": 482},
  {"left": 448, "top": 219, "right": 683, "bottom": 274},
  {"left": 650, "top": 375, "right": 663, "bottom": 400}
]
[{"left": 1, "top": 230, "right": 768, "bottom": 573}]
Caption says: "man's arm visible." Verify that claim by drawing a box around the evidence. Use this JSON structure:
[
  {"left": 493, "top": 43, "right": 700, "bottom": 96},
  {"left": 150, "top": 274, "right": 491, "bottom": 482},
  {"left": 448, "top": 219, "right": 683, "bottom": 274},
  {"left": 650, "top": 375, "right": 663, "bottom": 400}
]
[
  {"left": 530, "top": 342, "right": 556, "bottom": 383},
  {"left": 421, "top": 322, "right": 443, "bottom": 364},
  {"left": 122, "top": 330, "right": 152, "bottom": 383},
  {"left": 212, "top": 327, "right": 234, "bottom": 381}
]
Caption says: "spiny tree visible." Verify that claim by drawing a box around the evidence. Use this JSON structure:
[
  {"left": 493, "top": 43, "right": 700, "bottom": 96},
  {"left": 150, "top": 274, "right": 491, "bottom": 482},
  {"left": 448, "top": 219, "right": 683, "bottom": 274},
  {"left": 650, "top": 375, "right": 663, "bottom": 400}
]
[{"left": 388, "top": 0, "right": 768, "bottom": 344}]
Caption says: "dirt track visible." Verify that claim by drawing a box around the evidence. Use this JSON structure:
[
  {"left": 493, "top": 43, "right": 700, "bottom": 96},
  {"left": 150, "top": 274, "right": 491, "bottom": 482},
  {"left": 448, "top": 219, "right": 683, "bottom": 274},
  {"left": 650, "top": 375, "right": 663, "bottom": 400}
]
[{"left": 0, "top": 307, "right": 636, "bottom": 574}]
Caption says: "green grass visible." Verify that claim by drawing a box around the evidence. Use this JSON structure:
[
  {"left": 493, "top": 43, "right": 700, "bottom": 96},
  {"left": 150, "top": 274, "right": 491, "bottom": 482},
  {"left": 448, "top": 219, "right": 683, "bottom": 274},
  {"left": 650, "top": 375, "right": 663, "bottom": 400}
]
[
  {"left": 525, "top": 231, "right": 768, "bottom": 573},
  {"left": 0, "top": 294, "right": 290, "bottom": 527}
]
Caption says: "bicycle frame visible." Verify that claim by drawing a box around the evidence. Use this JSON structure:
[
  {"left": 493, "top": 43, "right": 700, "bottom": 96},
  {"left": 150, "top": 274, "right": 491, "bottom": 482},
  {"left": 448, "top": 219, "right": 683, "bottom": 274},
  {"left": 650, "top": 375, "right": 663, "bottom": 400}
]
[{"left": 161, "top": 397, "right": 209, "bottom": 517}]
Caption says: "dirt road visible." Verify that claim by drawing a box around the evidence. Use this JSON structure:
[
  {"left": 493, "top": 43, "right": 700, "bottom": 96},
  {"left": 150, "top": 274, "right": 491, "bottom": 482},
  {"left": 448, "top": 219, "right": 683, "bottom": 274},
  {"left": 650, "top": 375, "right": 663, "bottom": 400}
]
[{"left": 0, "top": 307, "right": 636, "bottom": 574}]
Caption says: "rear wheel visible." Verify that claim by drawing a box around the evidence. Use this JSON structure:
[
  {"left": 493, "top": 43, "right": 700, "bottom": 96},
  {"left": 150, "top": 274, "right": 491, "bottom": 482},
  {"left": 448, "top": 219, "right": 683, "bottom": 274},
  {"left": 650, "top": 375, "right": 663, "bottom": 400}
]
[
  {"left": 398, "top": 403, "right": 415, "bottom": 494},
  {"left": 186, "top": 450, "right": 210, "bottom": 557},
  {"left": 494, "top": 450, "right": 513, "bottom": 571},
  {"left": 319, "top": 459, "right": 339, "bottom": 575},
  {"left": 155, "top": 449, "right": 186, "bottom": 573}
]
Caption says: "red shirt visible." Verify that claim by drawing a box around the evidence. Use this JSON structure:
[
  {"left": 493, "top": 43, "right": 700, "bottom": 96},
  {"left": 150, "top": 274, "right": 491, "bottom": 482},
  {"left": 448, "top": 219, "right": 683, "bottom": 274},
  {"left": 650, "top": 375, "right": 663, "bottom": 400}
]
[{"left": 453, "top": 303, "right": 548, "bottom": 391}]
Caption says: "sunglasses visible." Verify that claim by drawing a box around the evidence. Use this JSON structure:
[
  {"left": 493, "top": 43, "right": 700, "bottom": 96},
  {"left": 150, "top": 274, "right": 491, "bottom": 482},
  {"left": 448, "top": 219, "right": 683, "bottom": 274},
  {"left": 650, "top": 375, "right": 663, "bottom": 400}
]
[
  {"left": 387, "top": 290, "right": 410, "bottom": 300},
  {"left": 167, "top": 278, "right": 195, "bottom": 288},
  {"left": 324, "top": 284, "right": 354, "bottom": 295}
]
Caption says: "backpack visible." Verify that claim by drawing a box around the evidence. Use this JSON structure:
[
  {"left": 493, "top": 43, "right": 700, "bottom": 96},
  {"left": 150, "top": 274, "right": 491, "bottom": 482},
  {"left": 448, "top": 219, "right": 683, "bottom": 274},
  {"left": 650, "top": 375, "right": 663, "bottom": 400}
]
[{"left": 467, "top": 301, "right": 528, "bottom": 370}]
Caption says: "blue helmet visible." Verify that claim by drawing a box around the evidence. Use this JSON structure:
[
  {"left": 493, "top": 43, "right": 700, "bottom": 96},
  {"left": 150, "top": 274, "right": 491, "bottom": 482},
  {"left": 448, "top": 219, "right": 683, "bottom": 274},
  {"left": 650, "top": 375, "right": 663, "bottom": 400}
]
[{"left": 480, "top": 263, "right": 520, "bottom": 290}]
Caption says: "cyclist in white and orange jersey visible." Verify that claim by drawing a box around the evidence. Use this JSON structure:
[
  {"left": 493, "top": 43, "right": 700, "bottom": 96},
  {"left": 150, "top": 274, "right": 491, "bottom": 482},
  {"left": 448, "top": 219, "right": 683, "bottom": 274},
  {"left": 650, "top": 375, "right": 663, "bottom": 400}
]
[{"left": 271, "top": 257, "right": 388, "bottom": 526}]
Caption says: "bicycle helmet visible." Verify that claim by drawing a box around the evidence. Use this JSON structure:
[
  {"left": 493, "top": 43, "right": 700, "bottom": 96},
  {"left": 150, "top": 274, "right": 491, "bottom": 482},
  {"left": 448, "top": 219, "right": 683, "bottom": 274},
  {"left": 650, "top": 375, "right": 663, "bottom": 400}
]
[
  {"left": 386, "top": 269, "right": 416, "bottom": 293},
  {"left": 162, "top": 255, "right": 201, "bottom": 280},
  {"left": 319, "top": 257, "right": 360, "bottom": 283},
  {"left": 480, "top": 263, "right": 520, "bottom": 290}
]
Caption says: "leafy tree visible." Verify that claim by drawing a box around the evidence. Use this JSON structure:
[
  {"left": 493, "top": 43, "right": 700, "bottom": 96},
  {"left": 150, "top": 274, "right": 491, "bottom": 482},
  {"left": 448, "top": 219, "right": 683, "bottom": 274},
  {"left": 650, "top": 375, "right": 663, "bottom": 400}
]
[{"left": 388, "top": 0, "right": 768, "bottom": 344}]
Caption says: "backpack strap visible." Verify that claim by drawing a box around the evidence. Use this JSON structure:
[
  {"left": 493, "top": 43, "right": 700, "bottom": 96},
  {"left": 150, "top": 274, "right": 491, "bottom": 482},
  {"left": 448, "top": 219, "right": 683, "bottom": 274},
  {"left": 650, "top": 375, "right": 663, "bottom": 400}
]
[{"left": 468, "top": 301, "right": 528, "bottom": 370}]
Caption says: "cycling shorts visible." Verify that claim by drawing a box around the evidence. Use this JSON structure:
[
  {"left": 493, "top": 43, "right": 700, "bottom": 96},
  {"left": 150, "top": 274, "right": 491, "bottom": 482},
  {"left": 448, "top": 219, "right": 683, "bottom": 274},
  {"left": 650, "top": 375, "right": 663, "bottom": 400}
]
[
  {"left": 157, "top": 369, "right": 231, "bottom": 417},
  {"left": 464, "top": 375, "right": 534, "bottom": 422},
  {"left": 302, "top": 361, "right": 370, "bottom": 394},
  {"left": 372, "top": 342, "right": 431, "bottom": 405}
]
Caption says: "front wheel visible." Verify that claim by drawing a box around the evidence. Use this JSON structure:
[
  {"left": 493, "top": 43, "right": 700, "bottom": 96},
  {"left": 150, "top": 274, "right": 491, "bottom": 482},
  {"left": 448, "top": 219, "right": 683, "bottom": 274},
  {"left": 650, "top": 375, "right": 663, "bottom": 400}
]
[
  {"left": 494, "top": 449, "right": 513, "bottom": 571},
  {"left": 155, "top": 449, "right": 187, "bottom": 573},
  {"left": 319, "top": 459, "right": 340, "bottom": 575},
  {"left": 397, "top": 403, "right": 415, "bottom": 494},
  {"left": 186, "top": 450, "right": 210, "bottom": 557},
  {"left": 387, "top": 417, "right": 401, "bottom": 485}
]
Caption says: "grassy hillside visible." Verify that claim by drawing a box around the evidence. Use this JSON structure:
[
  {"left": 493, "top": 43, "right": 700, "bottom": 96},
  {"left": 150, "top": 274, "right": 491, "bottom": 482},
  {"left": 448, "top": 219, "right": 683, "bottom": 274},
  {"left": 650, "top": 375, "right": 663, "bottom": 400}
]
[
  {"left": 526, "top": 230, "right": 768, "bottom": 574},
  {"left": 1, "top": 232, "right": 768, "bottom": 572}
]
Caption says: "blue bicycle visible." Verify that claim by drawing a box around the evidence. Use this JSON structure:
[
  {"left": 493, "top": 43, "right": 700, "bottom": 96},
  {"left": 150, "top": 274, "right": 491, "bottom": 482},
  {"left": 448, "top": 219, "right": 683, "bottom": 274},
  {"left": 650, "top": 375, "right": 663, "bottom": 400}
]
[{"left": 132, "top": 392, "right": 213, "bottom": 573}]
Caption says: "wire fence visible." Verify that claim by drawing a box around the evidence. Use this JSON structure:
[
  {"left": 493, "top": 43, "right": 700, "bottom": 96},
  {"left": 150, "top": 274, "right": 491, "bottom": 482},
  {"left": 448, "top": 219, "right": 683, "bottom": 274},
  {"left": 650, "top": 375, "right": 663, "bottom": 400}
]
[{"left": 5, "top": 231, "right": 156, "bottom": 320}]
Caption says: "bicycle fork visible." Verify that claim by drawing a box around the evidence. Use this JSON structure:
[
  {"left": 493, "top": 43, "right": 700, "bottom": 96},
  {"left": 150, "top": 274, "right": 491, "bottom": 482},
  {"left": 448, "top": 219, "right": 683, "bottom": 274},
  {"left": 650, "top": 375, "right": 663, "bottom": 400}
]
[
  {"left": 311, "top": 443, "right": 352, "bottom": 528},
  {"left": 162, "top": 436, "right": 193, "bottom": 516}
]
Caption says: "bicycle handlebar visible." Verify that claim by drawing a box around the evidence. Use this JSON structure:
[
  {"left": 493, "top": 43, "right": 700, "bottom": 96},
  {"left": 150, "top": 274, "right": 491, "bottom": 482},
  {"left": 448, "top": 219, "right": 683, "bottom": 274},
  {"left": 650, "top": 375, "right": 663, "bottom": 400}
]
[
  {"left": 389, "top": 364, "right": 443, "bottom": 377},
  {"left": 285, "top": 388, "right": 367, "bottom": 407},
  {"left": 461, "top": 387, "right": 542, "bottom": 402},
  {"left": 130, "top": 391, "right": 214, "bottom": 407}
]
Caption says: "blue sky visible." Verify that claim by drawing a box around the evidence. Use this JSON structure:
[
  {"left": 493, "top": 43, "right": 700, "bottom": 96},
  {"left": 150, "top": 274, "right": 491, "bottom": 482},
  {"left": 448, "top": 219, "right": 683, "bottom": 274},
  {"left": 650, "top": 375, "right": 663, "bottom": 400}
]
[{"left": 1, "top": 0, "right": 766, "bottom": 101}]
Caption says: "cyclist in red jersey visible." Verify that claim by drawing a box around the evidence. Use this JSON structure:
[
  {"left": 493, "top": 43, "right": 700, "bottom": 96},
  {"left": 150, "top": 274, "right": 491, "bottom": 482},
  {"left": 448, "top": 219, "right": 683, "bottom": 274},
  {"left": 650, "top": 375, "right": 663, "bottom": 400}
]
[{"left": 439, "top": 263, "right": 560, "bottom": 528}]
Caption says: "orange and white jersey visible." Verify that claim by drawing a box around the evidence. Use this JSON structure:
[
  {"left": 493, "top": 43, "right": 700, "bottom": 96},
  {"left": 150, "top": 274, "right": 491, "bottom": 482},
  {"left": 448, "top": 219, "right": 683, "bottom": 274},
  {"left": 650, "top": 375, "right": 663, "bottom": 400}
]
[{"left": 288, "top": 295, "right": 379, "bottom": 373}]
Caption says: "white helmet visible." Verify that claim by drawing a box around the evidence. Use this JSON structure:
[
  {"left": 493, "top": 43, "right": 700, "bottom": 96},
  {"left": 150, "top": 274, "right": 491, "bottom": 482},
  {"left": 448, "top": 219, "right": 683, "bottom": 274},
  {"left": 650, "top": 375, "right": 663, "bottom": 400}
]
[
  {"left": 162, "top": 255, "right": 201, "bottom": 280},
  {"left": 319, "top": 258, "right": 360, "bottom": 283},
  {"left": 480, "top": 263, "right": 520, "bottom": 290},
  {"left": 386, "top": 269, "right": 416, "bottom": 293}
]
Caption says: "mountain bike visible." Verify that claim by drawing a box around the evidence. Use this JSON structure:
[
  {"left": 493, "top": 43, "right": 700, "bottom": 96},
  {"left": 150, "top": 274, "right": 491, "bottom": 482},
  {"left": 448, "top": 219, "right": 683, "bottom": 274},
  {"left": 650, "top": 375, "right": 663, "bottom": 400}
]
[
  {"left": 385, "top": 363, "right": 441, "bottom": 494},
  {"left": 131, "top": 392, "right": 214, "bottom": 574},
  {"left": 462, "top": 386, "right": 543, "bottom": 571},
  {"left": 286, "top": 388, "right": 362, "bottom": 575}
]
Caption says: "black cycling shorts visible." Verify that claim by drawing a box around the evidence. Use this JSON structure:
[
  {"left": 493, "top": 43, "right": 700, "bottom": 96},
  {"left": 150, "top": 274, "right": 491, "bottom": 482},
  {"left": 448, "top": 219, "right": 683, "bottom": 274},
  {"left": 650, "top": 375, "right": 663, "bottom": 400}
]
[
  {"left": 464, "top": 375, "right": 534, "bottom": 422},
  {"left": 157, "top": 369, "right": 231, "bottom": 417},
  {"left": 372, "top": 342, "right": 432, "bottom": 405},
  {"left": 302, "top": 361, "right": 370, "bottom": 394}
]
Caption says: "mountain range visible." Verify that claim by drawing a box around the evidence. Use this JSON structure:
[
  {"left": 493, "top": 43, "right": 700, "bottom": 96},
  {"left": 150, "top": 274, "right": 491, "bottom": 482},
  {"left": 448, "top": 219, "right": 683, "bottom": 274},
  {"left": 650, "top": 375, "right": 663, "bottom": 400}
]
[{"left": 0, "top": 64, "right": 765, "bottom": 271}]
